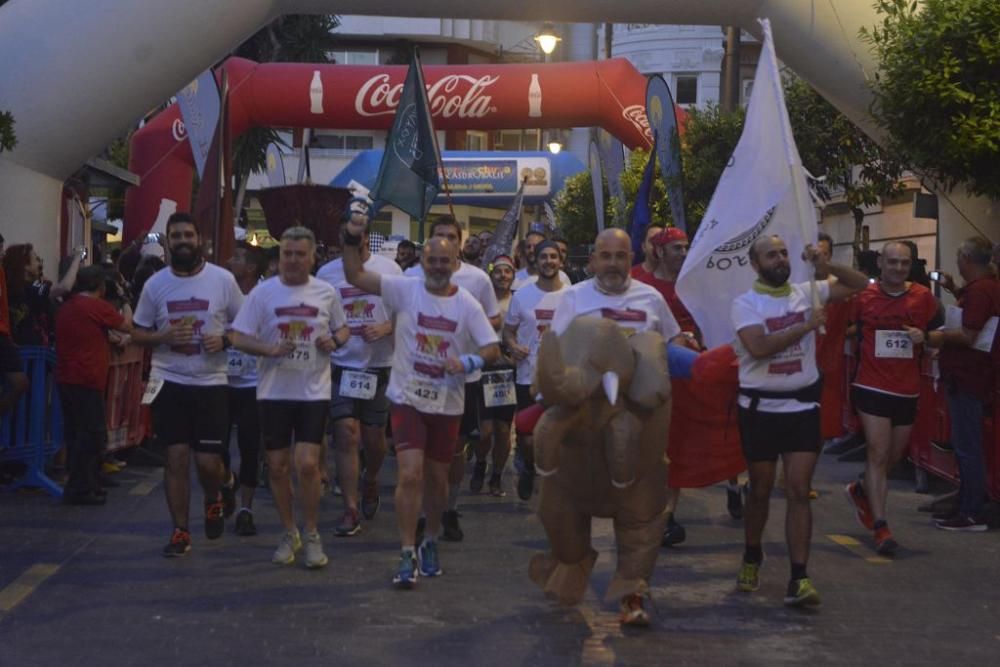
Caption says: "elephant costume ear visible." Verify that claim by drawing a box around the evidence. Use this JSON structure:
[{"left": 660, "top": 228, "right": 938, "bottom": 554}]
[{"left": 625, "top": 331, "right": 670, "bottom": 409}]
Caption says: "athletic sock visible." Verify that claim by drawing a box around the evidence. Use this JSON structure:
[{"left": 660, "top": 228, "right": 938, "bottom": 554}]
[
  {"left": 790, "top": 562, "right": 808, "bottom": 581},
  {"left": 744, "top": 545, "right": 763, "bottom": 565},
  {"left": 401, "top": 546, "right": 415, "bottom": 557}
]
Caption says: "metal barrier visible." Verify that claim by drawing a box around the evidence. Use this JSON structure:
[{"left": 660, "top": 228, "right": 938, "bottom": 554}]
[
  {"left": 105, "top": 345, "right": 147, "bottom": 451},
  {"left": 0, "top": 346, "right": 64, "bottom": 498}
]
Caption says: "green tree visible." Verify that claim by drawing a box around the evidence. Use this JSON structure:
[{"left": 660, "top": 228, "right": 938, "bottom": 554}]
[
  {"left": 784, "top": 74, "right": 906, "bottom": 260},
  {"left": 0, "top": 110, "right": 15, "bottom": 153},
  {"left": 861, "top": 0, "right": 1000, "bottom": 199},
  {"left": 553, "top": 104, "right": 745, "bottom": 243}
]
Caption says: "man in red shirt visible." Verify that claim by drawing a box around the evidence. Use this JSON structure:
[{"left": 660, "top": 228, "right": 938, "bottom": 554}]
[
  {"left": 636, "top": 227, "right": 745, "bottom": 545},
  {"left": 927, "top": 236, "right": 1000, "bottom": 531},
  {"left": 629, "top": 224, "right": 665, "bottom": 282},
  {"left": 55, "top": 266, "right": 132, "bottom": 504},
  {"left": 814, "top": 233, "right": 852, "bottom": 444},
  {"left": 843, "top": 242, "right": 939, "bottom": 554}
]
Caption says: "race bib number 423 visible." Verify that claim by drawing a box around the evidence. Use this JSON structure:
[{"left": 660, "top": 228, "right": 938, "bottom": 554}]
[
  {"left": 875, "top": 330, "right": 913, "bottom": 359},
  {"left": 405, "top": 377, "right": 447, "bottom": 413}
]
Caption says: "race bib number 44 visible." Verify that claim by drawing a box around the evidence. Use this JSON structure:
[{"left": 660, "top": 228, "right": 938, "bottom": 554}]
[
  {"left": 875, "top": 330, "right": 913, "bottom": 359},
  {"left": 340, "top": 369, "right": 377, "bottom": 400}
]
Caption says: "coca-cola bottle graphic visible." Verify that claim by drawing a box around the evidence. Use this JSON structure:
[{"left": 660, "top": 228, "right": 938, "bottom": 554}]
[
  {"left": 310, "top": 71, "right": 324, "bottom": 114},
  {"left": 528, "top": 74, "right": 542, "bottom": 118}
]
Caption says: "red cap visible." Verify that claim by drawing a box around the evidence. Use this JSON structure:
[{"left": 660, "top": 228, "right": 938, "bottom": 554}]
[{"left": 651, "top": 227, "right": 688, "bottom": 247}]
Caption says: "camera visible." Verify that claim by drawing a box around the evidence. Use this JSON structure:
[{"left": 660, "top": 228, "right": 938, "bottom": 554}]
[{"left": 929, "top": 270, "right": 942, "bottom": 282}]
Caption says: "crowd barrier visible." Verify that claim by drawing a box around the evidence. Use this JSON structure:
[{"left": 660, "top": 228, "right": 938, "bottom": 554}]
[
  {"left": 0, "top": 346, "right": 65, "bottom": 498},
  {"left": 105, "top": 345, "right": 148, "bottom": 451}
]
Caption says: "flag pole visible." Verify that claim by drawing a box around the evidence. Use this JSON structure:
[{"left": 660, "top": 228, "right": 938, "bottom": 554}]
[{"left": 413, "top": 48, "right": 456, "bottom": 221}]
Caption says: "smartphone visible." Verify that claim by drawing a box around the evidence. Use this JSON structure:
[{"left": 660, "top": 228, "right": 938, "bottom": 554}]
[{"left": 929, "top": 270, "right": 942, "bottom": 282}]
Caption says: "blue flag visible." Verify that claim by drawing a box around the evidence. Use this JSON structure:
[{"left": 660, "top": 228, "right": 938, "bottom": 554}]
[
  {"left": 371, "top": 51, "right": 441, "bottom": 221},
  {"left": 176, "top": 69, "right": 221, "bottom": 180},
  {"left": 646, "top": 75, "right": 686, "bottom": 232},
  {"left": 629, "top": 132, "right": 658, "bottom": 263}
]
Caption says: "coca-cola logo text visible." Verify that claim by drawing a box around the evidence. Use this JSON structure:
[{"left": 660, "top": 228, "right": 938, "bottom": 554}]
[
  {"left": 356, "top": 74, "right": 499, "bottom": 119},
  {"left": 171, "top": 118, "right": 187, "bottom": 142},
  {"left": 622, "top": 105, "right": 653, "bottom": 142}
]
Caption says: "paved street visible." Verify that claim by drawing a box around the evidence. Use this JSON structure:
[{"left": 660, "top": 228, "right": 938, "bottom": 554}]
[{"left": 1, "top": 452, "right": 998, "bottom": 666}]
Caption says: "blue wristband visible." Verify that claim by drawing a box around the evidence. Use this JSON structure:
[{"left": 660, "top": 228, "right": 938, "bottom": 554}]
[{"left": 460, "top": 354, "right": 485, "bottom": 374}]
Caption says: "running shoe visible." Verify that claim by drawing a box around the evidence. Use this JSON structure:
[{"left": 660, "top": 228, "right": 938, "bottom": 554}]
[
  {"left": 736, "top": 560, "right": 762, "bottom": 592},
  {"left": 784, "top": 578, "right": 821, "bottom": 607},
  {"left": 101, "top": 460, "right": 123, "bottom": 475},
  {"left": 204, "top": 495, "right": 225, "bottom": 540},
  {"left": 162, "top": 528, "right": 192, "bottom": 558},
  {"left": 272, "top": 530, "right": 302, "bottom": 565},
  {"left": 844, "top": 481, "right": 875, "bottom": 531},
  {"left": 334, "top": 509, "right": 362, "bottom": 537},
  {"left": 361, "top": 480, "right": 381, "bottom": 521},
  {"left": 517, "top": 469, "right": 535, "bottom": 501},
  {"left": 303, "top": 531, "right": 328, "bottom": 569},
  {"left": 234, "top": 508, "right": 257, "bottom": 536},
  {"left": 220, "top": 473, "right": 237, "bottom": 519},
  {"left": 417, "top": 540, "right": 442, "bottom": 577},
  {"left": 726, "top": 485, "right": 744, "bottom": 520},
  {"left": 873, "top": 523, "right": 898, "bottom": 556},
  {"left": 393, "top": 551, "right": 418, "bottom": 589},
  {"left": 935, "top": 515, "right": 988, "bottom": 532},
  {"left": 488, "top": 472, "right": 506, "bottom": 497},
  {"left": 661, "top": 517, "right": 686, "bottom": 547},
  {"left": 441, "top": 510, "right": 464, "bottom": 542},
  {"left": 470, "top": 460, "right": 487, "bottom": 494},
  {"left": 618, "top": 594, "right": 651, "bottom": 627}
]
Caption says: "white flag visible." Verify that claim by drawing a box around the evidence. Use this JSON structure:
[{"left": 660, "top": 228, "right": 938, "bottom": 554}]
[{"left": 676, "top": 18, "right": 818, "bottom": 348}]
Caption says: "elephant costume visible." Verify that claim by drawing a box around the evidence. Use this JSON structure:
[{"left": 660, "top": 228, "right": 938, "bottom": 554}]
[{"left": 528, "top": 317, "right": 671, "bottom": 607}]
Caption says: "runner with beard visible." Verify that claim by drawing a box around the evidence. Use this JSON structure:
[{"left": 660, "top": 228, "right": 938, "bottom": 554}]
[
  {"left": 404, "top": 217, "right": 499, "bottom": 542},
  {"left": 503, "top": 242, "right": 568, "bottom": 500},
  {"left": 470, "top": 255, "right": 517, "bottom": 496},
  {"left": 344, "top": 224, "right": 499, "bottom": 587},
  {"left": 512, "top": 230, "right": 572, "bottom": 290},
  {"left": 732, "top": 235, "right": 867, "bottom": 606},
  {"left": 131, "top": 213, "right": 244, "bottom": 557}
]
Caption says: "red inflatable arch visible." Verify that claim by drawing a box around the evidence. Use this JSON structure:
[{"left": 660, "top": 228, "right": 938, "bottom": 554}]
[{"left": 124, "top": 56, "right": 672, "bottom": 243}]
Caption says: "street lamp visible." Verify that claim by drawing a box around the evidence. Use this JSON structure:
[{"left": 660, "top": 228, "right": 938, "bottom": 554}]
[
  {"left": 534, "top": 23, "right": 561, "bottom": 55},
  {"left": 547, "top": 140, "right": 563, "bottom": 154}
]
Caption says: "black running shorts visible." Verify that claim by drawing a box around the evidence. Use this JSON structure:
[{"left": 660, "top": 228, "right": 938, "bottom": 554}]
[
  {"left": 151, "top": 381, "right": 229, "bottom": 453},
  {"left": 737, "top": 406, "right": 821, "bottom": 463},
  {"left": 259, "top": 399, "right": 329, "bottom": 450},
  {"left": 851, "top": 385, "right": 918, "bottom": 427}
]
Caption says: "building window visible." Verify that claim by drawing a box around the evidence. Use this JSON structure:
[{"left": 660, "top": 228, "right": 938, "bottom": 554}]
[
  {"left": 494, "top": 129, "right": 539, "bottom": 151},
  {"left": 326, "top": 49, "right": 378, "bottom": 65},
  {"left": 311, "top": 134, "right": 374, "bottom": 151},
  {"left": 741, "top": 78, "right": 755, "bottom": 107},
  {"left": 466, "top": 131, "right": 488, "bottom": 151},
  {"left": 675, "top": 75, "right": 698, "bottom": 105}
]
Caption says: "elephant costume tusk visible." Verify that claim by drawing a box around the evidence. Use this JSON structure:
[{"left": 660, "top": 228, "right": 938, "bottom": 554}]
[{"left": 602, "top": 371, "right": 619, "bottom": 405}]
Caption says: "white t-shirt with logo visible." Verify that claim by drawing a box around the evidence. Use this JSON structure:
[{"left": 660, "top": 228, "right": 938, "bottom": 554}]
[
  {"left": 404, "top": 261, "right": 500, "bottom": 382},
  {"left": 551, "top": 278, "right": 681, "bottom": 342},
  {"left": 316, "top": 254, "right": 401, "bottom": 369},
  {"left": 512, "top": 267, "right": 572, "bottom": 291},
  {"left": 231, "top": 276, "right": 347, "bottom": 401},
  {"left": 134, "top": 263, "right": 244, "bottom": 386},
  {"left": 504, "top": 281, "right": 569, "bottom": 385},
  {"left": 731, "top": 280, "right": 831, "bottom": 413},
  {"left": 381, "top": 275, "right": 498, "bottom": 415}
]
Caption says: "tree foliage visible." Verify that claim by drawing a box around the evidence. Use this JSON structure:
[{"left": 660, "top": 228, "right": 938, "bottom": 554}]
[
  {"left": 0, "top": 110, "right": 15, "bottom": 153},
  {"left": 861, "top": 0, "right": 1000, "bottom": 199}
]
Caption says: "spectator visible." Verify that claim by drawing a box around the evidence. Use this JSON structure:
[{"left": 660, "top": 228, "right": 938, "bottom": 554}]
[
  {"left": 0, "top": 240, "right": 29, "bottom": 416},
  {"left": 3, "top": 244, "right": 84, "bottom": 346},
  {"left": 130, "top": 254, "right": 166, "bottom": 310},
  {"left": 55, "top": 265, "right": 133, "bottom": 504}
]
